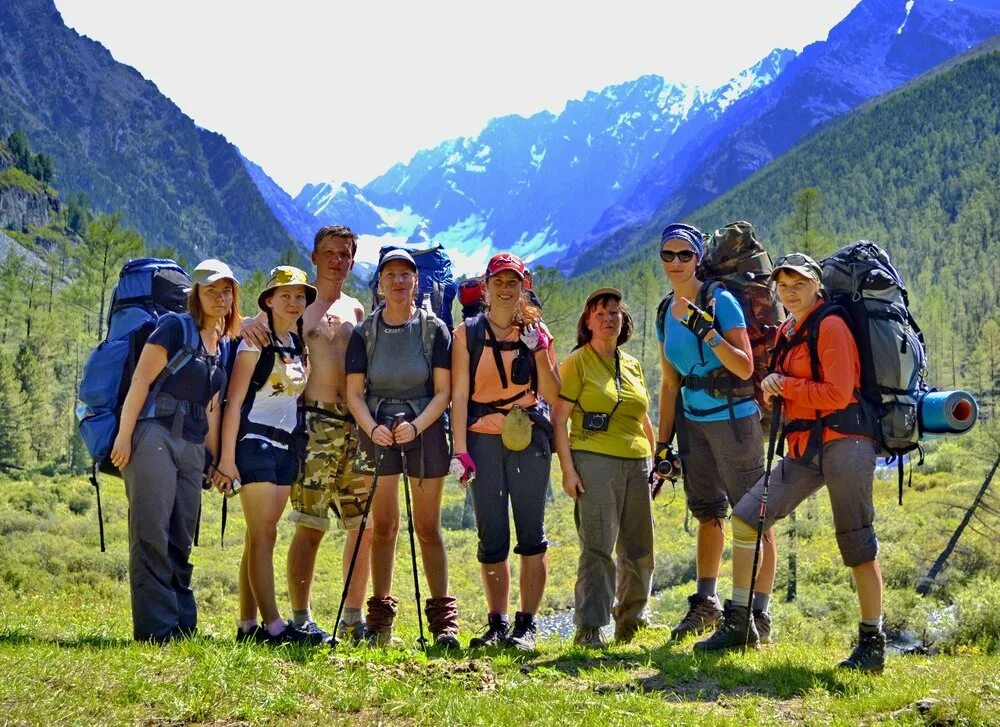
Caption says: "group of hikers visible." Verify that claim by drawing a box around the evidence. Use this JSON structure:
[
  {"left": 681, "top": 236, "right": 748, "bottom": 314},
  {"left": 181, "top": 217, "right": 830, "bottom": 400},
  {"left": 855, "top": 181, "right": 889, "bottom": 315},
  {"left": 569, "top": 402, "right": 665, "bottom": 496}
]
[{"left": 110, "top": 221, "right": 887, "bottom": 673}]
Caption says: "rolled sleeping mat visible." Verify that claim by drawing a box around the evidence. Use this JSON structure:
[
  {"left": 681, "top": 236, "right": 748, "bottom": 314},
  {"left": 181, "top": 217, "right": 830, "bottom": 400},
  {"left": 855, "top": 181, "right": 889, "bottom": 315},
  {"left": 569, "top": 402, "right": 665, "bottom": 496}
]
[{"left": 919, "top": 390, "right": 979, "bottom": 435}]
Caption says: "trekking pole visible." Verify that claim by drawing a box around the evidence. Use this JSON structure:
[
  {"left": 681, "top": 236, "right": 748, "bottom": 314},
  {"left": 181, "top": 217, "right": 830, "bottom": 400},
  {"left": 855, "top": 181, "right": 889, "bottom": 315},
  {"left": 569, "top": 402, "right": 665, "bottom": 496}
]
[
  {"left": 331, "top": 439, "right": 384, "bottom": 647},
  {"left": 90, "top": 463, "right": 106, "bottom": 553},
  {"left": 396, "top": 412, "right": 428, "bottom": 651},
  {"left": 221, "top": 497, "right": 227, "bottom": 548},
  {"left": 746, "top": 396, "right": 782, "bottom": 647}
]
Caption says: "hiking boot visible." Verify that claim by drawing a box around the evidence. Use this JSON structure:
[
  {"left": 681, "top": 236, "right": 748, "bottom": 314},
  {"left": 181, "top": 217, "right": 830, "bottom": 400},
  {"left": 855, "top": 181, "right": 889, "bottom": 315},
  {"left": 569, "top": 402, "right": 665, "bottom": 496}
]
[
  {"left": 574, "top": 627, "right": 606, "bottom": 648},
  {"left": 838, "top": 624, "right": 885, "bottom": 674},
  {"left": 614, "top": 620, "right": 644, "bottom": 644},
  {"left": 505, "top": 612, "right": 538, "bottom": 651},
  {"left": 425, "top": 596, "right": 461, "bottom": 650},
  {"left": 670, "top": 593, "right": 723, "bottom": 640},
  {"left": 468, "top": 613, "right": 509, "bottom": 648},
  {"left": 694, "top": 600, "right": 759, "bottom": 652},
  {"left": 365, "top": 595, "right": 400, "bottom": 647},
  {"left": 336, "top": 619, "right": 368, "bottom": 644},
  {"left": 754, "top": 610, "right": 772, "bottom": 645}
]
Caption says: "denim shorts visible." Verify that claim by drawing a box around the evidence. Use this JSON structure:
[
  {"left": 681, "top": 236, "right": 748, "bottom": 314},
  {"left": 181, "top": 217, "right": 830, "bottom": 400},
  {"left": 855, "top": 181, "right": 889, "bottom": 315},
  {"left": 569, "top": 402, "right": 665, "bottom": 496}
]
[{"left": 236, "top": 437, "right": 300, "bottom": 486}]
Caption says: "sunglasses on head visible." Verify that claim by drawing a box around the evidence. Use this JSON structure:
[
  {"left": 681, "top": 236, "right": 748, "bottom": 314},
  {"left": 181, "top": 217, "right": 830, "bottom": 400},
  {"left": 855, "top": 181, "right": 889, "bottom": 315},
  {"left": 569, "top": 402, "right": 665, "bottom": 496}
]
[
  {"left": 659, "top": 249, "right": 696, "bottom": 263},
  {"left": 774, "top": 253, "right": 812, "bottom": 267}
]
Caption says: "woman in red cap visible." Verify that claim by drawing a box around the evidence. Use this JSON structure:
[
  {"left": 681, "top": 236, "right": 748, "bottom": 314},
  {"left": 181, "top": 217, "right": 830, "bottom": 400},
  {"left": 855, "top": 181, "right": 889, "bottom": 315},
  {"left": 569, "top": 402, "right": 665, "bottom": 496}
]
[{"left": 451, "top": 252, "right": 560, "bottom": 651}]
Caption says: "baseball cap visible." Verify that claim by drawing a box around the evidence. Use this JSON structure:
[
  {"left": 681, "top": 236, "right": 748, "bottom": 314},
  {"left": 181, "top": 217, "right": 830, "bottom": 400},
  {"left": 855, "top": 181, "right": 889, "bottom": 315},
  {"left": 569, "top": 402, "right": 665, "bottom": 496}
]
[
  {"left": 486, "top": 252, "right": 526, "bottom": 279},
  {"left": 770, "top": 252, "right": 823, "bottom": 284},
  {"left": 377, "top": 248, "right": 417, "bottom": 275},
  {"left": 585, "top": 287, "right": 623, "bottom": 307},
  {"left": 192, "top": 258, "right": 240, "bottom": 287}
]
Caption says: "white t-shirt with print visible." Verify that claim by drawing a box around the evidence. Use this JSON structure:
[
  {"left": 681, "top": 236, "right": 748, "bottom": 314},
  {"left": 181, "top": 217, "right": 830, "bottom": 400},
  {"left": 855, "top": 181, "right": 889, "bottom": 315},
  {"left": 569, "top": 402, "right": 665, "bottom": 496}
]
[{"left": 238, "top": 334, "right": 307, "bottom": 449}]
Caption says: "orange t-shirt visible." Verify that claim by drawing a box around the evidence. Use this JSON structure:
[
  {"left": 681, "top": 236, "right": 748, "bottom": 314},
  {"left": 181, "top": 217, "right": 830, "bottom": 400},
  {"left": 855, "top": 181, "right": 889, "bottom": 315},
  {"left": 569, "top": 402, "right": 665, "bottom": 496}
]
[
  {"left": 775, "top": 301, "right": 868, "bottom": 459},
  {"left": 454, "top": 320, "right": 557, "bottom": 435}
]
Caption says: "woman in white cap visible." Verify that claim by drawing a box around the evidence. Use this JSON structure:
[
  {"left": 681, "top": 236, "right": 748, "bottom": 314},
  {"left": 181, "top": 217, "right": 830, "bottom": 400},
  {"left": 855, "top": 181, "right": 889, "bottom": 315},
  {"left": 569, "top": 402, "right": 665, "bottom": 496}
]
[
  {"left": 215, "top": 266, "right": 319, "bottom": 645},
  {"left": 344, "top": 248, "right": 458, "bottom": 647},
  {"left": 110, "top": 258, "right": 240, "bottom": 643},
  {"left": 450, "top": 252, "right": 560, "bottom": 651},
  {"left": 553, "top": 288, "right": 655, "bottom": 648}
]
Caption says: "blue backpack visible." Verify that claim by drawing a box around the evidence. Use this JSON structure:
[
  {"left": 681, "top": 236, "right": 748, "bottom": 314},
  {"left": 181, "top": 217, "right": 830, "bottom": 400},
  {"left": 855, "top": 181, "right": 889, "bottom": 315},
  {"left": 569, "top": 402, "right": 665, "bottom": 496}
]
[
  {"left": 77, "top": 258, "right": 200, "bottom": 550},
  {"left": 369, "top": 243, "right": 458, "bottom": 327}
]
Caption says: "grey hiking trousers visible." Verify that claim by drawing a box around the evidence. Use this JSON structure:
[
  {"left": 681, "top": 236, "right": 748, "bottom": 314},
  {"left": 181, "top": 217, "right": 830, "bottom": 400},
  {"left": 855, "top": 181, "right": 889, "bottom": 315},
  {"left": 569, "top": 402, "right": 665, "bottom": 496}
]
[
  {"left": 122, "top": 420, "right": 207, "bottom": 641},
  {"left": 571, "top": 451, "right": 654, "bottom": 631}
]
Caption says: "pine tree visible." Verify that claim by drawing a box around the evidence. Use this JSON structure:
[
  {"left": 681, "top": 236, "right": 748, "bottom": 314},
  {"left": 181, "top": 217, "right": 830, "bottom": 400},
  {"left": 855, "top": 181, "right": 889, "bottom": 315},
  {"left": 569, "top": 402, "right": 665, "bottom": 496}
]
[
  {"left": 0, "top": 349, "right": 33, "bottom": 469},
  {"left": 15, "top": 342, "right": 58, "bottom": 465},
  {"left": 77, "top": 213, "right": 145, "bottom": 341}
]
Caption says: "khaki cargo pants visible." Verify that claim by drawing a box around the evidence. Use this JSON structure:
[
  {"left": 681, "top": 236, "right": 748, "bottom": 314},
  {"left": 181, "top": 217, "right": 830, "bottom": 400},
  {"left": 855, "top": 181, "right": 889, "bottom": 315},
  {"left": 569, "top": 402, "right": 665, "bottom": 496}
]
[{"left": 289, "top": 401, "right": 371, "bottom": 531}]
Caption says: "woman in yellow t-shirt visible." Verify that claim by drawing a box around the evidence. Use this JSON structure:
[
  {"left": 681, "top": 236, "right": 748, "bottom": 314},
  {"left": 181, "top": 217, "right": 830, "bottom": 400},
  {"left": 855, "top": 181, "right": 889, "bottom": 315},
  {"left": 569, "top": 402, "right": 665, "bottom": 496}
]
[{"left": 553, "top": 288, "right": 655, "bottom": 648}]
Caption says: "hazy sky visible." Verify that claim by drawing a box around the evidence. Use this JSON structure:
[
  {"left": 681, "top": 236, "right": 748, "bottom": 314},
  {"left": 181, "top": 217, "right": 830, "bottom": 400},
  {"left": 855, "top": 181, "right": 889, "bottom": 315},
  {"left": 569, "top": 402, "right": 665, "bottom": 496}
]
[{"left": 55, "top": 0, "right": 859, "bottom": 195}]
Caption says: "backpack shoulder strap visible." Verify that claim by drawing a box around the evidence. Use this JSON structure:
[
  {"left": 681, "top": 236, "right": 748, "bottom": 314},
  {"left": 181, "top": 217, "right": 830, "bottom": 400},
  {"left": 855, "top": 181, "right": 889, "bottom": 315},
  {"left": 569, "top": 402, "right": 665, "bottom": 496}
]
[
  {"left": 466, "top": 315, "right": 487, "bottom": 399},
  {"left": 159, "top": 313, "right": 201, "bottom": 379},
  {"left": 360, "top": 311, "right": 379, "bottom": 369},
  {"left": 656, "top": 295, "right": 671, "bottom": 342},
  {"left": 417, "top": 308, "right": 438, "bottom": 368}
]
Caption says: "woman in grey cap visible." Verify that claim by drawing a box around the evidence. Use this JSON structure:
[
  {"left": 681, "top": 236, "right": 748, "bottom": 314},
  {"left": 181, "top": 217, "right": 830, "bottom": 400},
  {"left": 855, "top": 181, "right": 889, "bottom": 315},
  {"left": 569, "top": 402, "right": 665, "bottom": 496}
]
[
  {"left": 344, "top": 248, "right": 459, "bottom": 647},
  {"left": 553, "top": 288, "right": 656, "bottom": 648},
  {"left": 699, "top": 253, "right": 885, "bottom": 673},
  {"left": 215, "top": 266, "right": 319, "bottom": 645},
  {"left": 110, "top": 258, "right": 240, "bottom": 642}
]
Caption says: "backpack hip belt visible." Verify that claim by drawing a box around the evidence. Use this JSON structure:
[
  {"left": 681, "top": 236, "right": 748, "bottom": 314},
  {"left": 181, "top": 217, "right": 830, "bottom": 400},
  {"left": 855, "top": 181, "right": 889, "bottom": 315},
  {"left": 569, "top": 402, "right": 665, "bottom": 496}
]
[
  {"left": 780, "top": 401, "right": 876, "bottom": 464},
  {"left": 681, "top": 370, "right": 754, "bottom": 400},
  {"left": 140, "top": 392, "right": 207, "bottom": 439}
]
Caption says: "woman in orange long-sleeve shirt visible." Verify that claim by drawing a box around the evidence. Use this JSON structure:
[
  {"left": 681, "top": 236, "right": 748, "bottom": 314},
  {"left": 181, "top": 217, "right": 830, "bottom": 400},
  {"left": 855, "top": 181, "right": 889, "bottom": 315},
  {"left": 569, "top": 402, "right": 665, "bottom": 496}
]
[{"left": 694, "top": 252, "right": 886, "bottom": 674}]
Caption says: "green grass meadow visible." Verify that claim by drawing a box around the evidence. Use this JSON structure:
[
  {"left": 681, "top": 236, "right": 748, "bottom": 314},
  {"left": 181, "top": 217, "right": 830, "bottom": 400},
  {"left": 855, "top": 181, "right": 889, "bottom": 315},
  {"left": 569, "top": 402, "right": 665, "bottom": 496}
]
[{"left": 2, "top": 442, "right": 999, "bottom": 725}]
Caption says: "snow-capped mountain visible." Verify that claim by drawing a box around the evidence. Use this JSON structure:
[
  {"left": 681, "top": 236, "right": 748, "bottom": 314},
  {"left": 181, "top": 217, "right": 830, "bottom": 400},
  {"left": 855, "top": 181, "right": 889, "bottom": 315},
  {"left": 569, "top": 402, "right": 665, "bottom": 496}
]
[
  {"left": 256, "top": 0, "right": 1000, "bottom": 278},
  {"left": 572, "top": 0, "right": 1000, "bottom": 273},
  {"left": 277, "top": 48, "right": 795, "bottom": 275}
]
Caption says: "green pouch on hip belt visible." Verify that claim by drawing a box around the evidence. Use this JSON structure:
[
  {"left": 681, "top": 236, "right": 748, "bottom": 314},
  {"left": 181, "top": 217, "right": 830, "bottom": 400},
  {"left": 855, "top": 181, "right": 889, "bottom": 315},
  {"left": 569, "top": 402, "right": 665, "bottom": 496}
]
[{"left": 501, "top": 404, "right": 533, "bottom": 452}]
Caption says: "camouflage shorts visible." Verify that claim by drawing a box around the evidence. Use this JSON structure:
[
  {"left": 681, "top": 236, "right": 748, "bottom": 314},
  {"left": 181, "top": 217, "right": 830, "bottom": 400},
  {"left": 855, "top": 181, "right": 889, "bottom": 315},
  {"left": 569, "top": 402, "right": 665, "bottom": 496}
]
[{"left": 288, "top": 401, "right": 371, "bottom": 531}]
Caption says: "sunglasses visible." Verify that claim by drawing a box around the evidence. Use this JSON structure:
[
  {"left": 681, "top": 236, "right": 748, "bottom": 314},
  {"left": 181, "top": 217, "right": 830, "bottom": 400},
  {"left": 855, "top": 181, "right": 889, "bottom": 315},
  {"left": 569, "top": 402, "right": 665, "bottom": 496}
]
[{"left": 659, "top": 249, "right": 696, "bottom": 263}]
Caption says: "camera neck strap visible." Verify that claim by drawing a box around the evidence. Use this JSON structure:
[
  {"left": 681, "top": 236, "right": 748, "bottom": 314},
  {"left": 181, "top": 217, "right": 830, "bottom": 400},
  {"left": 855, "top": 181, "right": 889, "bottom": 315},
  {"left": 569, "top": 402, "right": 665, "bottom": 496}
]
[{"left": 588, "top": 345, "right": 622, "bottom": 418}]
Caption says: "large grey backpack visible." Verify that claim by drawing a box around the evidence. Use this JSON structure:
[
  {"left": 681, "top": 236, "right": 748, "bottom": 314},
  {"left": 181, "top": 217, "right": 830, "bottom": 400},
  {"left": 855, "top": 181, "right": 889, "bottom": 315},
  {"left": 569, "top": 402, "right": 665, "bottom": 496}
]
[{"left": 820, "top": 241, "right": 928, "bottom": 501}]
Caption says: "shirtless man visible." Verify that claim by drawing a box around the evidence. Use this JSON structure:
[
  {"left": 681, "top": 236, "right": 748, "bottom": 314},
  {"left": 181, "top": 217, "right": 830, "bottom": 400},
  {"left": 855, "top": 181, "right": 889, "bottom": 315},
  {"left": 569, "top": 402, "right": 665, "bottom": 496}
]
[{"left": 242, "top": 225, "right": 371, "bottom": 643}]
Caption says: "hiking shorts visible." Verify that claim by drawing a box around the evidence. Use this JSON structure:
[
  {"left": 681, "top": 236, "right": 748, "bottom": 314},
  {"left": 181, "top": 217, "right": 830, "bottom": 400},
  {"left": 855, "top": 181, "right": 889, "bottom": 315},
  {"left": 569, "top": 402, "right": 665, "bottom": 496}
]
[
  {"left": 680, "top": 415, "right": 764, "bottom": 523},
  {"left": 289, "top": 401, "right": 371, "bottom": 531},
  {"left": 236, "top": 437, "right": 300, "bottom": 486},
  {"left": 468, "top": 430, "right": 550, "bottom": 564},
  {"left": 355, "top": 417, "right": 450, "bottom": 479},
  {"left": 732, "top": 437, "right": 878, "bottom": 567}
]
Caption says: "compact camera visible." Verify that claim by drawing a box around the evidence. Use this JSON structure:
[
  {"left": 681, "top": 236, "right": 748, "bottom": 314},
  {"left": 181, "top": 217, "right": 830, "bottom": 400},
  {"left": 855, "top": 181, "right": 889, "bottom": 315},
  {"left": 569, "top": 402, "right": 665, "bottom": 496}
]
[
  {"left": 582, "top": 412, "right": 610, "bottom": 432},
  {"left": 656, "top": 458, "right": 676, "bottom": 478}
]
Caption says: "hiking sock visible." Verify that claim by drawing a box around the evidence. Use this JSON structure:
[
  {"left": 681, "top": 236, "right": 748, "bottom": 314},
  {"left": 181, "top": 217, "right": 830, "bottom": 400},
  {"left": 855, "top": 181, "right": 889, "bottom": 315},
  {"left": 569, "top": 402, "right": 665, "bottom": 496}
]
[
  {"left": 861, "top": 616, "right": 883, "bottom": 630},
  {"left": 731, "top": 587, "right": 752, "bottom": 609},
  {"left": 292, "top": 609, "right": 312, "bottom": 627},
  {"left": 266, "top": 618, "right": 286, "bottom": 637},
  {"left": 753, "top": 592, "right": 771, "bottom": 613},
  {"left": 697, "top": 577, "right": 718, "bottom": 600},
  {"left": 239, "top": 619, "right": 259, "bottom": 633},
  {"left": 344, "top": 608, "right": 363, "bottom": 625}
]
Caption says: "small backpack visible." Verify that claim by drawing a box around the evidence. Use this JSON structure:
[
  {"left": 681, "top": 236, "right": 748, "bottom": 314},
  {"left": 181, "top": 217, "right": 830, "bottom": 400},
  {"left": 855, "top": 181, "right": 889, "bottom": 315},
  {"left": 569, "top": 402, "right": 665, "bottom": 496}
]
[
  {"left": 369, "top": 243, "right": 458, "bottom": 328},
  {"left": 657, "top": 221, "right": 784, "bottom": 424}
]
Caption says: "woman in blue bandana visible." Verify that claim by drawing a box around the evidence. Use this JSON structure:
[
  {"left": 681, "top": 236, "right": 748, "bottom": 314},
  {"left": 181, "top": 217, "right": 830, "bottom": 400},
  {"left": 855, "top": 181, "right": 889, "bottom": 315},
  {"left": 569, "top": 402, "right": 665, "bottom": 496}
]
[{"left": 651, "top": 223, "right": 777, "bottom": 645}]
